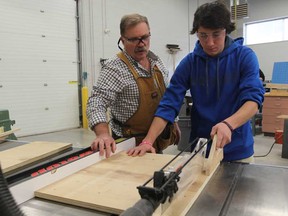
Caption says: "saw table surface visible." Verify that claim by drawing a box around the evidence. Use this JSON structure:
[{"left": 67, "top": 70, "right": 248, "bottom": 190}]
[
  {"left": 188, "top": 162, "right": 288, "bottom": 216},
  {"left": 19, "top": 162, "right": 288, "bottom": 216}
]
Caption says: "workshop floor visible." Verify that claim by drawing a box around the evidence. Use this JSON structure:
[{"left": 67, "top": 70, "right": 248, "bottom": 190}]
[{"left": 18, "top": 127, "right": 288, "bottom": 167}]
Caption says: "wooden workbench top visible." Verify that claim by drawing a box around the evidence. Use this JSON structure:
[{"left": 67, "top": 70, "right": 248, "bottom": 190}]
[{"left": 277, "top": 115, "right": 288, "bottom": 119}]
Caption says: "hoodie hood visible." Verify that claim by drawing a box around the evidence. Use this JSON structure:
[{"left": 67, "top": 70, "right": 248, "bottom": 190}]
[
  {"left": 192, "top": 36, "right": 244, "bottom": 99},
  {"left": 193, "top": 36, "right": 244, "bottom": 58}
]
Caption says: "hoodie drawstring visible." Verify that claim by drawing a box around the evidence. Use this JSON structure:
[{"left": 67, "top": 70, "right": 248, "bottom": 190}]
[
  {"left": 206, "top": 58, "right": 209, "bottom": 96},
  {"left": 216, "top": 58, "right": 220, "bottom": 100},
  {"left": 205, "top": 57, "right": 220, "bottom": 100}
]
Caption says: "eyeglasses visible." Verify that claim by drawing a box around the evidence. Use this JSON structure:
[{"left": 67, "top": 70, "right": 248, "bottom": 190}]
[
  {"left": 197, "top": 29, "right": 226, "bottom": 41},
  {"left": 122, "top": 33, "right": 151, "bottom": 45}
]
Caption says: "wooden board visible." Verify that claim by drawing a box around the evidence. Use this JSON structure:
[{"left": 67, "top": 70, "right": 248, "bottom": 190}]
[
  {"left": 265, "top": 83, "right": 288, "bottom": 89},
  {"left": 0, "top": 128, "right": 20, "bottom": 139},
  {"left": 35, "top": 149, "right": 223, "bottom": 215},
  {"left": 35, "top": 152, "right": 175, "bottom": 214},
  {"left": 160, "top": 148, "right": 223, "bottom": 216},
  {"left": 277, "top": 115, "right": 288, "bottom": 119},
  {"left": 265, "top": 83, "right": 288, "bottom": 96},
  {"left": 0, "top": 141, "right": 72, "bottom": 173}
]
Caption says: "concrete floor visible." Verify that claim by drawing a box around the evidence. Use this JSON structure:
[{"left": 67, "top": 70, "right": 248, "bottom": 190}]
[{"left": 17, "top": 127, "right": 288, "bottom": 167}]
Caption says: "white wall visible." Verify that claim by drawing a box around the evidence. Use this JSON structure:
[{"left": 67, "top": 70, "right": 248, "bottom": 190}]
[
  {"left": 235, "top": 0, "right": 288, "bottom": 80},
  {"left": 79, "top": 0, "right": 215, "bottom": 92},
  {"left": 79, "top": 0, "right": 288, "bottom": 91},
  {"left": 2, "top": 0, "right": 286, "bottom": 136}
]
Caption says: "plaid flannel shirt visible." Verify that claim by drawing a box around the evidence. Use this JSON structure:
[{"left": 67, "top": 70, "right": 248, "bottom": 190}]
[{"left": 87, "top": 51, "right": 169, "bottom": 136}]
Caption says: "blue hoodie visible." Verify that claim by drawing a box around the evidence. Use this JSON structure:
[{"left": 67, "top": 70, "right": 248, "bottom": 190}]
[{"left": 155, "top": 37, "right": 265, "bottom": 161}]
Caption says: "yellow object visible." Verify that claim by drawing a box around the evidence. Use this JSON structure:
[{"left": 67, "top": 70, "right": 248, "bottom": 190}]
[
  {"left": 81, "top": 86, "right": 89, "bottom": 129},
  {"left": 68, "top": 81, "right": 78, "bottom": 84},
  {"left": 115, "top": 138, "right": 126, "bottom": 143}
]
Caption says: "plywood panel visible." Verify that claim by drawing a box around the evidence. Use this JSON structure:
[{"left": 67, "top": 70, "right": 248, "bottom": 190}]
[
  {"left": 35, "top": 152, "right": 174, "bottom": 214},
  {"left": 35, "top": 149, "right": 223, "bottom": 215},
  {"left": 0, "top": 141, "right": 72, "bottom": 173}
]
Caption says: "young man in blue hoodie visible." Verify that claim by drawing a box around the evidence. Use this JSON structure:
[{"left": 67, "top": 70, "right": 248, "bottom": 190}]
[{"left": 127, "top": 1, "right": 265, "bottom": 162}]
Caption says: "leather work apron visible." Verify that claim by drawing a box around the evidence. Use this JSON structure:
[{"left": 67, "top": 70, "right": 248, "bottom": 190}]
[{"left": 116, "top": 52, "right": 166, "bottom": 148}]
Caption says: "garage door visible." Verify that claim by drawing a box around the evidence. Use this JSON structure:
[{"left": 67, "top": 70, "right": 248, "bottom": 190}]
[{"left": 0, "top": 0, "right": 80, "bottom": 136}]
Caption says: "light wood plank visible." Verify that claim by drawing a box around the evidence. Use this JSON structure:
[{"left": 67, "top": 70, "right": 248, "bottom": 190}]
[
  {"left": 35, "top": 148, "right": 223, "bottom": 215},
  {"left": 277, "top": 115, "right": 288, "bottom": 119},
  {"left": 0, "top": 128, "right": 20, "bottom": 139},
  {"left": 36, "top": 152, "right": 175, "bottom": 214},
  {"left": 0, "top": 141, "right": 72, "bottom": 173},
  {"left": 265, "top": 83, "right": 288, "bottom": 89}
]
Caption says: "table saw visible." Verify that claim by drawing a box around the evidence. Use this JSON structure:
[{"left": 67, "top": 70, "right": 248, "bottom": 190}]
[{"left": 1, "top": 138, "right": 288, "bottom": 216}]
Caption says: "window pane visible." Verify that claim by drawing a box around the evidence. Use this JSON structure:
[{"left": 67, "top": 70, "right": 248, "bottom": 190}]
[
  {"left": 246, "top": 19, "right": 283, "bottom": 45},
  {"left": 284, "top": 18, "right": 288, "bottom": 40}
]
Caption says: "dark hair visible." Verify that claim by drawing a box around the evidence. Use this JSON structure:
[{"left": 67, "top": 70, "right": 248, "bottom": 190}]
[
  {"left": 259, "top": 69, "right": 265, "bottom": 81},
  {"left": 120, "top": 13, "right": 150, "bottom": 36},
  {"left": 190, "top": 1, "right": 235, "bottom": 34}
]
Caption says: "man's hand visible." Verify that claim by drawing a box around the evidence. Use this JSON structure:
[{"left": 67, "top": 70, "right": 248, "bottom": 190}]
[
  {"left": 126, "top": 142, "right": 156, "bottom": 157},
  {"left": 91, "top": 134, "right": 116, "bottom": 158},
  {"left": 210, "top": 122, "right": 232, "bottom": 149}
]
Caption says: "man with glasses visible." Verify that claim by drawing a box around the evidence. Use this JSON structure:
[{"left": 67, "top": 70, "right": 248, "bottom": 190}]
[
  {"left": 127, "top": 1, "right": 265, "bottom": 163},
  {"left": 87, "top": 13, "right": 179, "bottom": 158}
]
